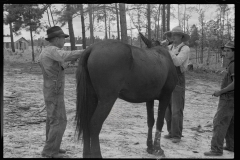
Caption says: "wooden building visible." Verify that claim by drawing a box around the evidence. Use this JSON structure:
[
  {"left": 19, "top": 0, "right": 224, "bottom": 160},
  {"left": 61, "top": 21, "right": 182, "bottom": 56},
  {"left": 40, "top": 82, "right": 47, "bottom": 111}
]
[{"left": 4, "top": 37, "right": 30, "bottom": 50}]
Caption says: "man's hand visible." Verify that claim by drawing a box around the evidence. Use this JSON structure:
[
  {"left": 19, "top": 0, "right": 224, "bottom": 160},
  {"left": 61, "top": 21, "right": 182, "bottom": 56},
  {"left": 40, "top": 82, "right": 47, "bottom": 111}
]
[
  {"left": 220, "top": 69, "right": 227, "bottom": 75},
  {"left": 161, "top": 39, "right": 169, "bottom": 46},
  {"left": 212, "top": 90, "right": 222, "bottom": 97},
  {"left": 61, "top": 62, "right": 69, "bottom": 69}
]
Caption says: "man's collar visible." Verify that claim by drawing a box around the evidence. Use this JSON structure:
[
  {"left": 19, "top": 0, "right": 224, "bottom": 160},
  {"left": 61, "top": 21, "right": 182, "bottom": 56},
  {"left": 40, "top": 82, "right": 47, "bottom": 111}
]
[{"left": 173, "top": 42, "right": 184, "bottom": 48}]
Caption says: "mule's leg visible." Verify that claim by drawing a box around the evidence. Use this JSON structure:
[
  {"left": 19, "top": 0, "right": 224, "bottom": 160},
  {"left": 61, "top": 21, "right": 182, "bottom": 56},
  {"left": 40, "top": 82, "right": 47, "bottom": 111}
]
[
  {"left": 153, "top": 93, "right": 172, "bottom": 157},
  {"left": 83, "top": 129, "right": 91, "bottom": 158},
  {"left": 146, "top": 101, "right": 155, "bottom": 154},
  {"left": 89, "top": 97, "right": 118, "bottom": 158}
]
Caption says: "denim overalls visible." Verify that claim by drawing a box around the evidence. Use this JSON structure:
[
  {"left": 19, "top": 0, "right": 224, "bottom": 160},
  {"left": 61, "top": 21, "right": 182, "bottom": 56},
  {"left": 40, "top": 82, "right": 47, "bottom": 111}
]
[
  {"left": 164, "top": 45, "right": 186, "bottom": 139},
  {"left": 39, "top": 51, "right": 67, "bottom": 156}
]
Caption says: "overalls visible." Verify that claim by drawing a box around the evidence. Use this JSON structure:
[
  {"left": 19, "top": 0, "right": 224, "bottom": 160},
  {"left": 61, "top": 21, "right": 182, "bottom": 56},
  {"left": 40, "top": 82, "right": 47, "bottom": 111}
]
[
  {"left": 164, "top": 45, "right": 186, "bottom": 139},
  {"left": 39, "top": 55, "right": 67, "bottom": 156},
  {"left": 211, "top": 61, "right": 234, "bottom": 153}
]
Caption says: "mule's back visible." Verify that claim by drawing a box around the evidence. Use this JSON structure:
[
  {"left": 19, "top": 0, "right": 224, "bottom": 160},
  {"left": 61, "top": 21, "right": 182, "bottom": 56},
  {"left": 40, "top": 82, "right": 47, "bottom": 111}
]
[{"left": 85, "top": 40, "right": 177, "bottom": 102}]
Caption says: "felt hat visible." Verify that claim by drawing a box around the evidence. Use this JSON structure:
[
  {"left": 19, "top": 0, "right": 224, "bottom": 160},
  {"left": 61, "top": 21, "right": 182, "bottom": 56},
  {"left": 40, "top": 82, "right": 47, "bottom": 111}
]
[
  {"left": 221, "top": 41, "right": 234, "bottom": 50},
  {"left": 45, "top": 26, "right": 69, "bottom": 41},
  {"left": 163, "top": 26, "right": 190, "bottom": 42}
]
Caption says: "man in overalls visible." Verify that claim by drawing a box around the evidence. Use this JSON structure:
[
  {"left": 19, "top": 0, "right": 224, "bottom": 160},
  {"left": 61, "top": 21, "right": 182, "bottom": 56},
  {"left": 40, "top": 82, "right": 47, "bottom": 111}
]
[
  {"left": 204, "top": 41, "right": 234, "bottom": 156},
  {"left": 39, "top": 26, "right": 84, "bottom": 158},
  {"left": 163, "top": 26, "right": 191, "bottom": 143}
]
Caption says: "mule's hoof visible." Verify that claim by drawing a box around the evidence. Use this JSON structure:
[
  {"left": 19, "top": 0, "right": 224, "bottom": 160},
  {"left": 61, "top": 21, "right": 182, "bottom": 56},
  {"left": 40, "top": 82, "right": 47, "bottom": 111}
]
[
  {"left": 146, "top": 147, "right": 154, "bottom": 154},
  {"left": 153, "top": 149, "right": 165, "bottom": 157},
  {"left": 83, "top": 153, "right": 91, "bottom": 158}
]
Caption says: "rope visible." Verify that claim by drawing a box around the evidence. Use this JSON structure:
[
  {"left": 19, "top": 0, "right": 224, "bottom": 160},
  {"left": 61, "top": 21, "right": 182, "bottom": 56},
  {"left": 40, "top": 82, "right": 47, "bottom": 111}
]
[{"left": 176, "top": 85, "right": 213, "bottom": 95}]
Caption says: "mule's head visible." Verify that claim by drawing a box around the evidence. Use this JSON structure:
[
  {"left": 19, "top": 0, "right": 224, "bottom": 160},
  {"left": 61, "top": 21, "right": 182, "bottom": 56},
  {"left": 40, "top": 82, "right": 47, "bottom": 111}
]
[{"left": 151, "top": 40, "right": 161, "bottom": 47}]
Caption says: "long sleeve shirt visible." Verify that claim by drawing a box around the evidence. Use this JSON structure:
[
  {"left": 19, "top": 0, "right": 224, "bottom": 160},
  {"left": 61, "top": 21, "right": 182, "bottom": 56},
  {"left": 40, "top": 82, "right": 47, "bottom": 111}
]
[
  {"left": 168, "top": 42, "right": 190, "bottom": 73},
  {"left": 38, "top": 46, "right": 84, "bottom": 79}
]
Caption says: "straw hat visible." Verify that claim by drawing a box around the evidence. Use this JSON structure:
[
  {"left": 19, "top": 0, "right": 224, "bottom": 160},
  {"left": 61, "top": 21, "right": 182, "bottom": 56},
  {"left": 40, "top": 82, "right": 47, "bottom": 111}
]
[
  {"left": 163, "top": 26, "right": 190, "bottom": 42},
  {"left": 221, "top": 41, "right": 234, "bottom": 50},
  {"left": 45, "top": 26, "right": 69, "bottom": 41}
]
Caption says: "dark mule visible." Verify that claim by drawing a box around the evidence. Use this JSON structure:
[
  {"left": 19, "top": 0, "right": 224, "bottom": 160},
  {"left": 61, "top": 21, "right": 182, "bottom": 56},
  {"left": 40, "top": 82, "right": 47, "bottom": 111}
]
[{"left": 75, "top": 39, "right": 178, "bottom": 158}]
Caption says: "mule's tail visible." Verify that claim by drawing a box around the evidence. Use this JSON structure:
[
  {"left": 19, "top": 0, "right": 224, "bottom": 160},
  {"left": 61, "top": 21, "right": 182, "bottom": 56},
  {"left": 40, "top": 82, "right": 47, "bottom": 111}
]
[{"left": 75, "top": 46, "right": 98, "bottom": 141}]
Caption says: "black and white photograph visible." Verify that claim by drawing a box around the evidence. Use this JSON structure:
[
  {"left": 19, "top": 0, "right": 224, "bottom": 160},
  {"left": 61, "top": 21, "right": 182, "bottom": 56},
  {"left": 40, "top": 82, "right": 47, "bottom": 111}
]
[{"left": 3, "top": 3, "right": 234, "bottom": 158}]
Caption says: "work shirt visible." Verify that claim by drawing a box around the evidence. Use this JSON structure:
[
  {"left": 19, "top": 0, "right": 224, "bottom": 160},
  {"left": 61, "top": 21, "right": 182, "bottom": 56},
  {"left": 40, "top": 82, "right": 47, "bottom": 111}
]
[
  {"left": 220, "top": 60, "right": 234, "bottom": 99},
  {"left": 168, "top": 42, "right": 190, "bottom": 73},
  {"left": 38, "top": 46, "right": 83, "bottom": 79}
]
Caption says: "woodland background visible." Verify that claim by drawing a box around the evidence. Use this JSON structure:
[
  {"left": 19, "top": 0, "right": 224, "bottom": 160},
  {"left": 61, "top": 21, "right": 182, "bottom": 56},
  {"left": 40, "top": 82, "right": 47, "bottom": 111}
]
[{"left": 4, "top": 4, "right": 235, "bottom": 69}]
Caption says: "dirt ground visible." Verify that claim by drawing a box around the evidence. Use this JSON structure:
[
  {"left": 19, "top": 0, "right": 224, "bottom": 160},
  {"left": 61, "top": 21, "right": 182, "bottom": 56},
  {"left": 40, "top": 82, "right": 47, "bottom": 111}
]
[{"left": 3, "top": 51, "right": 234, "bottom": 158}]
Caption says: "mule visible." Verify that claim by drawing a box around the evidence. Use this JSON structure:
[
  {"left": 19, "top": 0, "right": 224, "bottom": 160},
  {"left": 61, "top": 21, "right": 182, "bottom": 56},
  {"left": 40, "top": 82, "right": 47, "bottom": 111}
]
[{"left": 75, "top": 39, "right": 178, "bottom": 158}]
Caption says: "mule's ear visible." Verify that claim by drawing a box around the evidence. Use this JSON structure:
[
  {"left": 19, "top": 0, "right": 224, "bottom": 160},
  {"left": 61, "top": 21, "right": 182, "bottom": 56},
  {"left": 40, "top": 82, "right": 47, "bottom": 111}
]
[
  {"left": 155, "top": 41, "right": 160, "bottom": 46},
  {"left": 139, "top": 32, "right": 152, "bottom": 48}
]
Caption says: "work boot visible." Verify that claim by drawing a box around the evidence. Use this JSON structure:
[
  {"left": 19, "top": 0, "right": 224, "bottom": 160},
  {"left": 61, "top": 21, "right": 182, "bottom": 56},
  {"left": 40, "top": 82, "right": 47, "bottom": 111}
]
[
  {"left": 204, "top": 150, "right": 223, "bottom": 156},
  {"left": 163, "top": 134, "right": 172, "bottom": 139},
  {"left": 223, "top": 146, "right": 234, "bottom": 152},
  {"left": 171, "top": 138, "right": 181, "bottom": 143}
]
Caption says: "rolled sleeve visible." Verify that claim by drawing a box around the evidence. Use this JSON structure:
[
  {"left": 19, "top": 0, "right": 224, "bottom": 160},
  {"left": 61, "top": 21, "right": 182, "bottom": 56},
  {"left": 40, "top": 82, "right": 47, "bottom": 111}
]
[
  {"left": 170, "top": 46, "right": 190, "bottom": 66},
  {"left": 57, "top": 49, "right": 84, "bottom": 62}
]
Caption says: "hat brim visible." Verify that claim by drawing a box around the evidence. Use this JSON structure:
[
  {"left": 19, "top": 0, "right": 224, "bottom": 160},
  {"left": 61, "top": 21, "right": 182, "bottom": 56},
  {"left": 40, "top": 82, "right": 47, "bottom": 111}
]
[
  {"left": 45, "top": 33, "right": 69, "bottom": 41},
  {"left": 163, "top": 31, "right": 190, "bottom": 42},
  {"left": 221, "top": 46, "right": 234, "bottom": 50}
]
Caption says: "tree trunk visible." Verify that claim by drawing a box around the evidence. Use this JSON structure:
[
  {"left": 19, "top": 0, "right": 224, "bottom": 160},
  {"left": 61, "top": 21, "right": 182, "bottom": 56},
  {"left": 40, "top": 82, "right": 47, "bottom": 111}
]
[
  {"left": 162, "top": 4, "right": 166, "bottom": 39},
  {"left": 92, "top": 4, "right": 95, "bottom": 27},
  {"left": 80, "top": 4, "right": 86, "bottom": 49},
  {"left": 46, "top": 8, "right": 51, "bottom": 27},
  {"left": 137, "top": 7, "right": 142, "bottom": 48},
  {"left": 9, "top": 22, "right": 15, "bottom": 52},
  {"left": 115, "top": 3, "right": 120, "bottom": 40},
  {"left": 226, "top": 11, "right": 231, "bottom": 40},
  {"left": 218, "top": 8, "right": 222, "bottom": 62},
  {"left": 222, "top": 6, "right": 225, "bottom": 57},
  {"left": 104, "top": 4, "right": 108, "bottom": 39},
  {"left": 201, "top": 22, "right": 204, "bottom": 64},
  {"left": 216, "top": 27, "right": 219, "bottom": 64},
  {"left": 49, "top": 5, "right": 55, "bottom": 26},
  {"left": 167, "top": 4, "right": 170, "bottom": 31},
  {"left": 30, "top": 25, "right": 35, "bottom": 62},
  {"left": 184, "top": 4, "right": 186, "bottom": 32},
  {"left": 156, "top": 4, "right": 161, "bottom": 40},
  {"left": 66, "top": 4, "right": 75, "bottom": 51},
  {"left": 88, "top": 4, "right": 94, "bottom": 44},
  {"left": 119, "top": 3, "right": 128, "bottom": 44},
  {"left": 108, "top": 17, "right": 111, "bottom": 39},
  {"left": 178, "top": 4, "right": 180, "bottom": 27},
  {"left": 195, "top": 45, "right": 198, "bottom": 63},
  {"left": 147, "top": 4, "right": 151, "bottom": 40},
  {"left": 160, "top": 5, "right": 162, "bottom": 39},
  {"left": 154, "top": 18, "right": 157, "bottom": 39},
  {"left": 206, "top": 47, "right": 211, "bottom": 65}
]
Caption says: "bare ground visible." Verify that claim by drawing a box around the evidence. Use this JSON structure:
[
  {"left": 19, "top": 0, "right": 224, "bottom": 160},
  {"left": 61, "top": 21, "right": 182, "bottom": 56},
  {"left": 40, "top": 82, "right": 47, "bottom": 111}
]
[{"left": 3, "top": 55, "right": 234, "bottom": 158}]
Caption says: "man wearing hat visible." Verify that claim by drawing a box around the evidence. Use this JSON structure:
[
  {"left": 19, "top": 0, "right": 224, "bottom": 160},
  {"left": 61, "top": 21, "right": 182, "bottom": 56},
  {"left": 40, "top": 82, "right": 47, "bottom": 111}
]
[
  {"left": 163, "top": 26, "right": 191, "bottom": 143},
  {"left": 39, "top": 26, "right": 84, "bottom": 158},
  {"left": 204, "top": 41, "right": 234, "bottom": 156}
]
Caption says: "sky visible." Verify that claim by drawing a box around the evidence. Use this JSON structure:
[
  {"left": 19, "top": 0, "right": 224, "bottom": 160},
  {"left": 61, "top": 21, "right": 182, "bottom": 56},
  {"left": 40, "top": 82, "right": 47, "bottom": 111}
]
[{"left": 3, "top": 4, "right": 234, "bottom": 41}]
